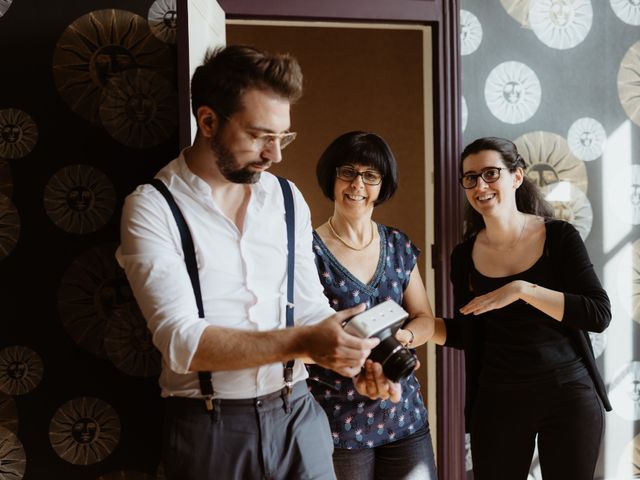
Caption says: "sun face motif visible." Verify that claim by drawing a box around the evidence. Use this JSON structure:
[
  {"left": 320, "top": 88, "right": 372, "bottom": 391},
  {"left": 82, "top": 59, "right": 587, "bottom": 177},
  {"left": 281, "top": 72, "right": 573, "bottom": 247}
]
[
  {"left": 541, "top": 181, "right": 593, "bottom": 240},
  {"left": 0, "top": 426, "right": 26, "bottom": 480},
  {"left": 460, "top": 10, "right": 483, "bottom": 56},
  {"left": 0, "top": 194, "right": 20, "bottom": 261},
  {"left": 49, "top": 397, "right": 120, "bottom": 465},
  {"left": 485, "top": 61, "right": 541, "bottom": 124},
  {"left": 0, "top": 392, "right": 18, "bottom": 435},
  {"left": 567, "top": 117, "right": 607, "bottom": 161},
  {"left": 104, "top": 305, "right": 161, "bottom": 378},
  {"left": 44, "top": 165, "right": 116, "bottom": 234},
  {"left": 515, "top": 131, "right": 588, "bottom": 193},
  {"left": 99, "top": 69, "right": 177, "bottom": 148},
  {"left": 148, "top": 0, "right": 177, "bottom": 44},
  {"left": 529, "top": 0, "right": 592, "bottom": 49},
  {"left": 611, "top": 0, "right": 640, "bottom": 26},
  {"left": 52, "top": 9, "right": 173, "bottom": 125},
  {"left": 618, "top": 41, "right": 640, "bottom": 127},
  {"left": 0, "top": 109, "right": 38, "bottom": 160},
  {"left": 0, "top": 0, "right": 13, "bottom": 19},
  {"left": 0, "top": 346, "right": 43, "bottom": 396},
  {"left": 59, "top": 244, "right": 142, "bottom": 359},
  {"left": 609, "top": 361, "right": 640, "bottom": 421},
  {"left": 500, "top": 0, "right": 532, "bottom": 27},
  {"left": 0, "top": 161, "right": 11, "bottom": 198},
  {"left": 608, "top": 164, "right": 640, "bottom": 226}
]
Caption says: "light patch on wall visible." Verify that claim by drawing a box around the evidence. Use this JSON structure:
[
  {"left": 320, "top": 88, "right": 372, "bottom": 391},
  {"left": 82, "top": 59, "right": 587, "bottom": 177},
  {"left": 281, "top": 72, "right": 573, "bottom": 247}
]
[{"left": 500, "top": 0, "right": 531, "bottom": 27}]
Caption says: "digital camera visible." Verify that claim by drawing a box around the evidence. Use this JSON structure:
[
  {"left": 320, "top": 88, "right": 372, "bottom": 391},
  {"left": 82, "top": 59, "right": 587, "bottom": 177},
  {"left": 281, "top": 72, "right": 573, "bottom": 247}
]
[{"left": 344, "top": 300, "right": 417, "bottom": 382}]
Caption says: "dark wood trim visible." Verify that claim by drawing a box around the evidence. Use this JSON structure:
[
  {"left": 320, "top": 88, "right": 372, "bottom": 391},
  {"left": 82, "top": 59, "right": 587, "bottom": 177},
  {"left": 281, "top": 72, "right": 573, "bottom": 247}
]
[
  {"left": 433, "top": 2, "right": 466, "bottom": 479},
  {"left": 177, "top": 0, "right": 191, "bottom": 150}
]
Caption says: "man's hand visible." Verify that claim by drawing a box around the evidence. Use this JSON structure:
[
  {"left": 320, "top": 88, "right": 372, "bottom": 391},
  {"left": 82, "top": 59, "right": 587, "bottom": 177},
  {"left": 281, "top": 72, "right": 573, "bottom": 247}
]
[
  {"left": 354, "top": 360, "right": 402, "bottom": 402},
  {"left": 305, "top": 304, "right": 380, "bottom": 377}
]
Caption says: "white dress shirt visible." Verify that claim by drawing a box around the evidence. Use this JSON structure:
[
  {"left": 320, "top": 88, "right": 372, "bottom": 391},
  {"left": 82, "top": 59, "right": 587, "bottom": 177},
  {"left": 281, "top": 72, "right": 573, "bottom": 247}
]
[{"left": 116, "top": 152, "right": 334, "bottom": 399}]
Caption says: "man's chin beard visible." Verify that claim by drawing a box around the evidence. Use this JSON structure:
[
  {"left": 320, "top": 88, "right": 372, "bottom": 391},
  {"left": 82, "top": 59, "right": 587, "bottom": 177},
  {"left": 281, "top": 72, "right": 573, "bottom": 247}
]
[{"left": 220, "top": 167, "right": 261, "bottom": 184}]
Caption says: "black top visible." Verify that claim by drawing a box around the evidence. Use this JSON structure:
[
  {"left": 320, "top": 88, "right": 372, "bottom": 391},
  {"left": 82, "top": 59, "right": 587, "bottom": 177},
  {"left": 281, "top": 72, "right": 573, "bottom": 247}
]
[{"left": 444, "top": 219, "right": 611, "bottom": 429}]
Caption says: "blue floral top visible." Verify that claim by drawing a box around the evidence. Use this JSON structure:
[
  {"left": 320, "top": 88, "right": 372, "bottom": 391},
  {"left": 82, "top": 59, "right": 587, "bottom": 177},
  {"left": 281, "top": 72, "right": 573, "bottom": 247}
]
[{"left": 308, "top": 224, "right": 428, "bottom": 449}]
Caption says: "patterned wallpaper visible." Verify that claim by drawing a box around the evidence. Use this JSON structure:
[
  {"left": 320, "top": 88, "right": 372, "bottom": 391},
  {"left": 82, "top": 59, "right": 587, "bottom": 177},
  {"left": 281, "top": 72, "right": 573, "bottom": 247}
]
[
  {"left": 0, "top": 1, "right": 177, "bottom": 478},
  {"left": 460, "top": 1, "right": 640, "bottom": 478}
]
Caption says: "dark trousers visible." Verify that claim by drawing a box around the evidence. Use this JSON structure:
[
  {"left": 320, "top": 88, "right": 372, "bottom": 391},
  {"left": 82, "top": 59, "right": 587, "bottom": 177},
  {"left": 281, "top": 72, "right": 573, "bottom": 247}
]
[
  {"left": 332, "top": 425, "right": 437, "bottom": 480},
  {"left": 470, "top": 373, "right": 604, "bottom": 480},
  {"left": 162, "top": 382, "right": 335, "bottom": 480}
]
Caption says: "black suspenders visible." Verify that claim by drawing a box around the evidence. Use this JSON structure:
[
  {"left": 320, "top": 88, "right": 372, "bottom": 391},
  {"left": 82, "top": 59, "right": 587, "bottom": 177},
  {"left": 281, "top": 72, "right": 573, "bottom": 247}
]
[{"left": 149, "top": 177, "right": 296, "bottom": 406}]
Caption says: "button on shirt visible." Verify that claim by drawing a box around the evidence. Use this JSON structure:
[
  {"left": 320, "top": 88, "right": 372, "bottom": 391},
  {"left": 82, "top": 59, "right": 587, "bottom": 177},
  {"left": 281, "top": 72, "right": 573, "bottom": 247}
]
[{"left": 116, "top": 153, "right": 334, "bottom": 399}]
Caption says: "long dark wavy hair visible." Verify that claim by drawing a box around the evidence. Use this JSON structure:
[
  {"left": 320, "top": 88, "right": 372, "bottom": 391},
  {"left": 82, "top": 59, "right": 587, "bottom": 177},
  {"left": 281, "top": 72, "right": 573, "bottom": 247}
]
[{"left": 460, "top": 137, "right": 554, "bottom": 240}]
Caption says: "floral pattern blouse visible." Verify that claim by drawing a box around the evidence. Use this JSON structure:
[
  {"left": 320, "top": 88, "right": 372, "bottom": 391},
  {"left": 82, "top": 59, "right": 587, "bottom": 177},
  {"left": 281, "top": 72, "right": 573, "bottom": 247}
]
[{"left": 307, "top": 224, "right": 428, "bottom": 449}]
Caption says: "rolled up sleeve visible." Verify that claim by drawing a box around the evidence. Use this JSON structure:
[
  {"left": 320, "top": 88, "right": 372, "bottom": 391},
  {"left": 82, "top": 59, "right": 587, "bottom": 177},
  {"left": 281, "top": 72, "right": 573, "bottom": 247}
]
[{"left": 116, "top": 188, "right": 208, "bottom": 374}]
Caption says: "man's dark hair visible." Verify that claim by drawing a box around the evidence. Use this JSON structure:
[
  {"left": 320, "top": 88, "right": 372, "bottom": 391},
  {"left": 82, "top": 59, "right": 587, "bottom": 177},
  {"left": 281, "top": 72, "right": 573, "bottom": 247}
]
[
  {"left": 316, "top": 131, "right": 398, "bottom": 206},
  {"left": 190, "top": 44, "right": 303, "bottom": 120},
  {"left": 460, "top": 136, "right": 554, "bottom": 239}
]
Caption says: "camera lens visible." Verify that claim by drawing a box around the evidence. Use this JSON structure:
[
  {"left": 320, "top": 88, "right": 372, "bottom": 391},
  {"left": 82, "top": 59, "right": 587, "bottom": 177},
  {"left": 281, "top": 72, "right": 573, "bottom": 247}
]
[{"left": 368, "top": 336, "right": 417, "bottom": 382}]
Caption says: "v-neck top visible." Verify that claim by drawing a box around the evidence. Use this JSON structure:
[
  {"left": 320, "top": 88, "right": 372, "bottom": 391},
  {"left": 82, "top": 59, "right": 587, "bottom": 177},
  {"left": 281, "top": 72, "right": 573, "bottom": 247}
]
[{"left": 307, "top": 224, "right": 428, "bottom": 449}]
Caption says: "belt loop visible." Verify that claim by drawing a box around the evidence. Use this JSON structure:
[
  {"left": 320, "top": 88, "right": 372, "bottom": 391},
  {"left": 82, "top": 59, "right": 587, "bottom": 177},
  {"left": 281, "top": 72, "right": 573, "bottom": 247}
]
[{"left": 281, "top": 387, "right": 292, "bottom": 414}]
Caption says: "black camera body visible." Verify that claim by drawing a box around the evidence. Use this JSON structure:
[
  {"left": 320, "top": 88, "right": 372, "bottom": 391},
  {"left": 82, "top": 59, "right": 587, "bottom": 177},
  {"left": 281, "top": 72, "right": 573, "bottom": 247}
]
[{"left": 344, "top": 300, "right": 417, "bottom": 382}]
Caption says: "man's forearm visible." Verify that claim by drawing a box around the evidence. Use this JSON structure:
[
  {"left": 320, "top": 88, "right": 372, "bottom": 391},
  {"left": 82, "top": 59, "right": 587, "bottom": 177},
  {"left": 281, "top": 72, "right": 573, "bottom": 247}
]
[{"left": 188, "top": 325, "right": 312, "bottom": 372}]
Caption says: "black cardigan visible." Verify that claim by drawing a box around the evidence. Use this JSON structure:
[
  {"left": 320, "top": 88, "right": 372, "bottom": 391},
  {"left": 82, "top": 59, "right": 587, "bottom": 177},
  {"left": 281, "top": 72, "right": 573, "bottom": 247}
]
[{"left": 444, "top": 219, "right": 612, "bottom": 430}]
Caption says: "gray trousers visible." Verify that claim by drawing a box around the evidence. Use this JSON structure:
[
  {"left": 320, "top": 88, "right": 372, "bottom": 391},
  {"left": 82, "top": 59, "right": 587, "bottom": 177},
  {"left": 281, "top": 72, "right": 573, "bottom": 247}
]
[{"left": 162, "top": 381, "right": 335, "bottom": 480}]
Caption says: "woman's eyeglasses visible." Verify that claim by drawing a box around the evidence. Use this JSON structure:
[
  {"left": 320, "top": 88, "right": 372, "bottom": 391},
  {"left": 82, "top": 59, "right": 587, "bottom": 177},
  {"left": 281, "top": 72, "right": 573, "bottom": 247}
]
[
  {"left": 336, "top": 166, "right": 383, "bottom": 185},
  {"left": 459, "top": 167, "right": 506, "bottom": 189}
]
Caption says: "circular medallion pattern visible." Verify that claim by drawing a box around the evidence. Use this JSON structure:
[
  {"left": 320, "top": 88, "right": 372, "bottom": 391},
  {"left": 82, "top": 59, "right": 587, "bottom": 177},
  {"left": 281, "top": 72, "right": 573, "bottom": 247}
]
[
  {"left": 104, "top": 305, "right": 161, "bottom": 378},
  {"left": 0, "top": 426, "right": 25, "bottom": 480},
  {"left": 0, "top": 193, "right": 19, "bottom": 260},
  {"left": 148, "top": 0, "right": 177, "bottom": 44},
  {"left": 608, "top": 164, "right": 640, "bottom": 226},
  {"left": 460, "top": 10, "right": 483, "bottom": 56},
  {"left": 44, "top": 165, "right": 116, "bottom": 234},
  {"left": 500, "top": 0, "right": 531, "bottom": 27},
  {"left": 0, "top": 0, "right": 13, "bottom": 18},
  {"left": 485, "top": 61, "right": 541, "bottom": 124},
  {"left": 611, "top": 0, "right": 640, "bottom": 26},
  {"left": 0, "top": 161, "right": 11, "bottom": 198},
  {"left": 618, "top": 41, "right": 640, "bottom": 127},
  {"left": 529, "top": 0, "right": 593, "bottom": 50},
  {"left": 52, "top": 9, "right": 173, "bottom": 125},
  {"left": 0, "top": 346, "right": 43, "bottom": 396},
  {"left": 99, "top": 69, "right": 177, "bottom": 149},
  {"left": 567, "top": 117, "right": 607, "bottom": 161},
  {"left": 541, "top": 181, "right": 593, "bottom": 239},
  {"left": 0, "top": 393, "right": 18, "bottom": 435},
  {"left": 0, "top": 109, "right": 38, "bottom": 160},
  {"left": 515, "top": 131, "right": 588, "bottom": 193},
  {"left": 49, "top": 397, "right": 120, "bottom": 465},
  {"left": 609, "top": 361, "right": 640, "bottom": 421}
]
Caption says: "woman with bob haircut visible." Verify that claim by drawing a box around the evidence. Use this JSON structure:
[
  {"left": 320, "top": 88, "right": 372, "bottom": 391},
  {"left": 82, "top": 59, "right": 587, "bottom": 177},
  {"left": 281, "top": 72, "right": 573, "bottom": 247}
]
[
  {"left": 307, "top": 131, "right": 437, "bottom": 479},
  {"left": 431, "top": 136, "right": 611, "bottom": 479}
]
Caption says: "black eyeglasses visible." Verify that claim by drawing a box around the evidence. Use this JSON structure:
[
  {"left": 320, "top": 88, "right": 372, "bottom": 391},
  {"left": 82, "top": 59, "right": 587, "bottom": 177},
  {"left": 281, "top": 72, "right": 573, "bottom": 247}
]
[
  {"left": 336, "top": 166, "right": 383, "bottom": 186},
  {"left": 459, "top": 167, "right": 506, "bottom": 189}
]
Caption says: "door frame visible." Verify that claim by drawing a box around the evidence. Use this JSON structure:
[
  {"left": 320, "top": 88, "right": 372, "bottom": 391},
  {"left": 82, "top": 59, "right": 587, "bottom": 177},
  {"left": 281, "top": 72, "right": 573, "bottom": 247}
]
[{"left": 180, "top": 1, "right": 465, "bottom": 477}]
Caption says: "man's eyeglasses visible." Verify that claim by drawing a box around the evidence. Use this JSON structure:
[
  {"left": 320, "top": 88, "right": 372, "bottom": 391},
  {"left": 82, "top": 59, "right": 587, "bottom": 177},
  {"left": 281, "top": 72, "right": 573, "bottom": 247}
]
[
  {"left": 459, "top": 167, "right": 506, "bottom": 189},
  {"left": 218, "top": 112, "right": 297, "bottom": 150},
  {"left": 336, "top": 166, "right": 383, "bottom": 186},
  {"left": 248, "top": 130, "right": 297, "bottom": 151}
]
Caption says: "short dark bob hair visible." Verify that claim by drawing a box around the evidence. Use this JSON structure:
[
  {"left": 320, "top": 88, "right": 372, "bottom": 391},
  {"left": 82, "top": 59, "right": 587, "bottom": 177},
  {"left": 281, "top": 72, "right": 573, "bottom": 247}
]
[{"left": 316, "top": 131, "right": 398, "bottom": 206}]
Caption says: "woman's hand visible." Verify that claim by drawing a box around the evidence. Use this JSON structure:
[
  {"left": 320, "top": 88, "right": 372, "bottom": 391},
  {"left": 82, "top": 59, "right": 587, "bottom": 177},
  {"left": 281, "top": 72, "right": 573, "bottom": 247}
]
[
  {"left": 459, "top": 280, "right": 525, "bottom": 315},
  {"left": 353, "top": 360, "right": 402, "bottom": 402}
]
